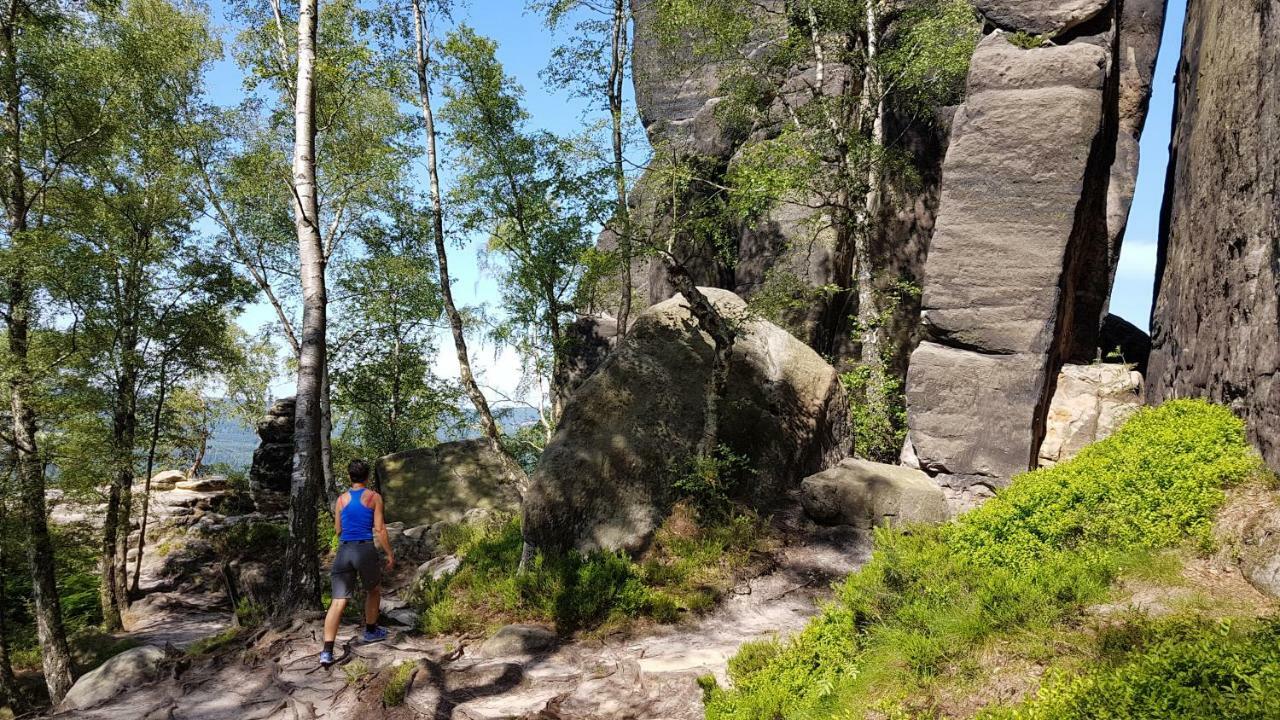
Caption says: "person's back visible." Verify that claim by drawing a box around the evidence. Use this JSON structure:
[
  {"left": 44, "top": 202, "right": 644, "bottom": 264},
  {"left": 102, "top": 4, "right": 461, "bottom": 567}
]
[{"left": 319, "top": 459, "right": 395, "bottom": 666}]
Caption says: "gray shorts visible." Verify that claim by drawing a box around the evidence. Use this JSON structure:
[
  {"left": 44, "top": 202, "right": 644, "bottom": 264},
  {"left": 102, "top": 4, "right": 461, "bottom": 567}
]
[{"left": 331, "top": 541, "right": 381, "bottom": 599}]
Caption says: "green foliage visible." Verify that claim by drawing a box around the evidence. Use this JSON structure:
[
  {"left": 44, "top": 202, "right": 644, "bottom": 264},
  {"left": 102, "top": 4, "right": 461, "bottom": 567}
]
[
  {"left": 186, "top": 627, "right": 245, "bottom": 657},
  {"left": 1008, "top": 31, "right": 1049, "bottom": 49},
  {"left": 409, "top": 510, "right": 769, "bottom": 636},
  {"left": 672, "top": 445, "right": 754, "bottom": 520},
  {"left": 706, "top": 400, "right": 1261, "bottom": 719},
  {"left": 881, "top": 0, "right": 982, "bottom": 115},
  {"left": 982, "top": 617, "right": 1280, "bottom": 720},
  {"left": 342, "top": 659, "right": 371, "bottom": 685},
  {"left": 840, "top": 361, "right": 908, "bottom": 464},
  {"left": 382, "top": 661, "right": 416, "bottom": 707}
]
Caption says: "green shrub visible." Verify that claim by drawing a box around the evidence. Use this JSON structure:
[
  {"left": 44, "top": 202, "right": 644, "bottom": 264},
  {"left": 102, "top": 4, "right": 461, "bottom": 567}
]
[
  {"left": 409, "top": 508, "right": 770, "bottom": 636},
  {"left": 381, "top": 661, "right": 416, "bottom": 706},
  {"left": 1009, "top": 31, "right": 1047, "bottom": 49},
  {"left": 707, "top": 400, "right": 1261, "bottom": 719},
  {"left": 982, "top": 617, "right": 1280, "bottom": 720}
]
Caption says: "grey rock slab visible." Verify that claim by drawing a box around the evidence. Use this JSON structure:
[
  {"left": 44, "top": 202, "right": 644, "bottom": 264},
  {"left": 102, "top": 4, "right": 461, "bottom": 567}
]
[
  {"left": 974, "top": 0, "right": 1111, "bottom": 36},
  {"left": 60, "top": 645, "right": 167, "bottom": 710},
  {"left": 476, "top": 624, "right": 558, "bottom": 658},
  {"left": 799, "top": 459, "right": 948, "bottom": 529},
  {"left": 374, "top": 439, "right": 522, "bottom": 528}
]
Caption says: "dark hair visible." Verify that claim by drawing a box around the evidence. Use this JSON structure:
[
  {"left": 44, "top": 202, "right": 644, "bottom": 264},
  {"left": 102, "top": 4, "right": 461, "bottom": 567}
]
[{"left": 347, "top": 459, "right": 370, "bottom": 484}]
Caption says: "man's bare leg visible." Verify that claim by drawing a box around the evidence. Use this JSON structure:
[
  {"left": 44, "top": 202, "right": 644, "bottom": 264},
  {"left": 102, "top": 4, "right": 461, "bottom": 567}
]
[
  {"left": 324, "top": 598, "right": 347, "bottom": 644},
  {"left": 364, "top": 585, "right": 380, "bottom": 628}
]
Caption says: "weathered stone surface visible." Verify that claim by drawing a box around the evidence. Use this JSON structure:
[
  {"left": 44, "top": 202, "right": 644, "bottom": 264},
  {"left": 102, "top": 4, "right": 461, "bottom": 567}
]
[
  {"left": 906, "top": 33, "right": 1113, "bottom": 485},
  {"left": 374, "top": 439, "right": 520, "bottom": 528},
  {"left": 974, "top": 0, "right": 1111, "bottom": 36},
  {"left": 416, "top": 554, "right": 461, "bottom": 583},
  {"left": 800, "top": 460, "right": 947, "bottom": 529},
  {"left": 148, "top": 470, "right": 185, "bottom": 491},
  {"left": 249, "top": 397, "right": 295, "bottom": 496},
  {"left": 61, "top": 645, "right": 167, "bottom": 710},
  {"left": 175, "top": 476, "right": 227, "bottom": 492},
  {"left": 524, "top": 288, "right": 848, "bottom": 553},
  {"left": 1039, "top": 364, "right": 1143, "bottom": 467},
  {"left": 477, "top": 624, "right": 558, "bottom": 658},
  {"left": 1149, "top": 0, "right": 1280, "bottom": 472}
]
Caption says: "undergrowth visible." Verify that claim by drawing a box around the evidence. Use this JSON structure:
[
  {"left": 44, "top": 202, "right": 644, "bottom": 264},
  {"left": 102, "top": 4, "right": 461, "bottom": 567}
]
[
  {"left": 407, "top": 503, "right": 771, "bottom": 636},
  {"left": 704, "top": 399, "right": 1266, "bottom": 719}
]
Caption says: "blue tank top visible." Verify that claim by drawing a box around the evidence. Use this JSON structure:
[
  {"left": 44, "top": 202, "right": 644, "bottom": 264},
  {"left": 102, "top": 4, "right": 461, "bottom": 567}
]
[{"left": 339, "top": 488, "right": 375, "bottom": 542}]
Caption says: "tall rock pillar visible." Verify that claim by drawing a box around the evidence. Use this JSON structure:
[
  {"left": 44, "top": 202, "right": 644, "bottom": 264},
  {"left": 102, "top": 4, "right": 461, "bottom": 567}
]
[
  {"left": 1148, "top": 0, "right": 1280, "bottom": 470},
  {"left": 905, "top": 1, "right": 1166, "bottom": 505}
]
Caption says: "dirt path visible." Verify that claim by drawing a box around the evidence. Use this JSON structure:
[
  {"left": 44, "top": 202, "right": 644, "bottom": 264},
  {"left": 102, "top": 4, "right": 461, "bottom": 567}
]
[{"left": 53, "top": 502, "right": 870, "bottom": 720}]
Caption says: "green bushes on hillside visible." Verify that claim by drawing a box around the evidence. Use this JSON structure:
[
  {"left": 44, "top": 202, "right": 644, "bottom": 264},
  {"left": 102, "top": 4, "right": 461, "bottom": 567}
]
[{"left": 705, "top": 400, "right": 1264, "bottom": 719}]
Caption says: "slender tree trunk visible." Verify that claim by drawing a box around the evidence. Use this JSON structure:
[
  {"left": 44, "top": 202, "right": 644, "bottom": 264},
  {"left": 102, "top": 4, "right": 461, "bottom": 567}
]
[
  {"left": 280, "top": 0, "right": 324, "bottom": 614},
  {"left": 103, "top": 294, "right": 141, "bottom": 626},
  {"left": 609, "top": 0, "right": 632, "bottom": 336},
  {"left": 410, "top": 0, "right": 526, "bottom": 490},
  {"left": 661, "top": 156, "right": 736, "bottom": 459},
  {"left": 1, "top": 11, "right": 73, "bottom": 701},
  {"left": 0, "top": 496, "right": 18, "bottom": 708},
  {"left": 132, "top": 366, "right": 168, "bottom": 596},
  {"left": 856, "top": 0, "right": 883, "bottom": 369},
  {"left": 319, "top": 366, "right": 338, "bottom": 505},
  {"left": 8, "top": 276, "right": 74, "bottom": 703}
]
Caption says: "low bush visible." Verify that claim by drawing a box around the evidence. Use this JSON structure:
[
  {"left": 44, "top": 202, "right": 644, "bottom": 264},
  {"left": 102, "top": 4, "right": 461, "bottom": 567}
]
[
  {"left": 983, "top": 616, "right": 1280, "bottom": 719},
  {"left": 408, "top": 505, "right": 770, "bottom": 636},
  {"left": 705, "top": 400, "right": 1262, "bottom": 719}
]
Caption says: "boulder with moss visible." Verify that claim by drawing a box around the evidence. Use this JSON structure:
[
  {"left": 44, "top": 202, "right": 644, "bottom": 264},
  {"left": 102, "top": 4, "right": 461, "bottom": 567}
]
[
  {"left": 800, "top": 460, "right": 948, "bottom": 529},
  {"left": 374, "top": 439, "right": 521, "bottom": 528},
  {"left": 523, "top": 288, "right": 848, "bottom": 553}
]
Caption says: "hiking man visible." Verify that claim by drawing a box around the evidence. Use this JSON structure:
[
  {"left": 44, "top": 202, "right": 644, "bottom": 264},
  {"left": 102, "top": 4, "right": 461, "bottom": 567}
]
[{"left": 320, "top": 458, "right": 395, "bottom": 666}]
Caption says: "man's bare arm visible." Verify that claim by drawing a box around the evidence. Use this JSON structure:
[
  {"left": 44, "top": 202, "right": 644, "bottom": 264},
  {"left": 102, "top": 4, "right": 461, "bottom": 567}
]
[{"left": 373, "top": 494, "right": 395, "bottom": 569}]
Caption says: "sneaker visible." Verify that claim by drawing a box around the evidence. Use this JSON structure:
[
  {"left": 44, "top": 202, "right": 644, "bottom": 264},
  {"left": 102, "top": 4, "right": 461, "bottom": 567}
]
[
  {"left": 361, "top": 626, "right": 388, "bottom": 643},
  {"left": 319, "top": 649, "right": 335, "bottom": 667}
]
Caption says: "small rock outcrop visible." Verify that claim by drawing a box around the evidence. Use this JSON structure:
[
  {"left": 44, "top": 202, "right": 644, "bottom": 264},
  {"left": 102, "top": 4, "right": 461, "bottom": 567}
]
[
  {"left": 1149, "top": 0, "right": 1280, "bottom": 473},
  {"left": 906, "top": 0, "right": 1166, "bottom": 494},
  {"left": 374, "top": 439, "right": 521, "bottom": 528},
  {"left": 61, "top": 645, "right": 167, "bottom": 710},
  {"left": 477, "top": 624, "right": 558, "bottom": 658},
  {"left": 1039, "top": 364, "right": 1143, "bottom": 467},
  {"left": 524, "top": 288, "right": 848, "bottom": 553},
  {"left": 800, "top": 460, "right": 948, "bottom": 529},
  {"left": 249, "top": 397, "right": 294, "bottom": 496}
]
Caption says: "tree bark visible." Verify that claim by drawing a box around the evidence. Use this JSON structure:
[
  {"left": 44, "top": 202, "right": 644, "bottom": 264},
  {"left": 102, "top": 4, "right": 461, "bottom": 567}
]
[
  {"left": 131, "top": 362, "right": 168, "bottom": 596},
  {"left": 856, "top": 0, "right": 884, "bottom": 369},
  {"left": 0, "top": 6, "right": 74, "bottom": 701},
  {"left": 0, "top": 496, "right": 18, "bottom": 708},
  {"left": 410, "top": 0, "right": 526, "bottom": 491},
  {"left": 280, "top": 0, "right": 324, "bottom": 613},
  {"left": 609, "top": 0, "right": 632, "bottom": 336}
]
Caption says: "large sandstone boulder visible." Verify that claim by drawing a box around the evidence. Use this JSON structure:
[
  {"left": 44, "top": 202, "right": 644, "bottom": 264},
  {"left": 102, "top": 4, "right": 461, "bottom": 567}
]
[
  {"left": 374, "top": 439, "right": 521, "bottom": 528},
  {"left": 800, "top": 460, "right": 948, "bottom": 529},
  {"left": 1038, "top": 364, "right": 1143, "bottom": 467},
  {"left": 523, "top": 288, "right": 848, "bottom": 553},
  {"left": 1149, "top": 0, "right": 1280, "bottom": 473},
  {"left": 61, "top": 645, "right": 167, "bottom": 710},
  {"left": 249, "top": 397, "right": 294, "bottom": 495}
]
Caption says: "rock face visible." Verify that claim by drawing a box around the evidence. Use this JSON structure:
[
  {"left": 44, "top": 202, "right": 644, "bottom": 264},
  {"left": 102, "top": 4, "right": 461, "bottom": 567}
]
[
  {"left": 906, "top": 0, "right": 1166, "bottom": 494},
  {"left": 249, "top": 397, "right": 294, "bottom": 495},
  {"left": 523, "top": 288, "right": 848, "bottom": 553},
  {"left": 477, "top": 624, "right": 558, "bottom": 658},
  {"left": 800, "top": 460, "right": 948, "bottom": 529},
  {"left": 374, "top": 439, "right": 521, "bottom": 528},
  {"left": 975, "top": 0, "right": 1111, "bottom": 36},
  {"left": 61, "top": 645, "right": 167, "bottom": 710},
  {"left": 1038, "top": 364, "right": 1143, "bottom": 467},
  {"left": 1149, "top": 0, "right": 1280, "bottom": 472}
]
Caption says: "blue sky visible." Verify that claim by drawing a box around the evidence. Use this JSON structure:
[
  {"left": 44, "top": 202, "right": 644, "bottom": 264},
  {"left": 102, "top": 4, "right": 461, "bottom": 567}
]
[
  {"left": 1110, "top": 0, "right": 1186, "bottom": 329},
  {"left": 207, "top": 0, "right": 1184, "bottom": 395}
]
